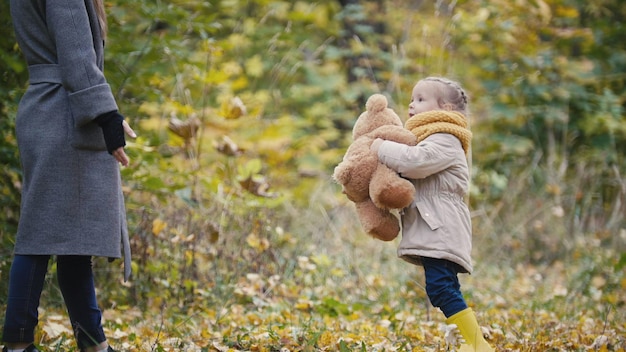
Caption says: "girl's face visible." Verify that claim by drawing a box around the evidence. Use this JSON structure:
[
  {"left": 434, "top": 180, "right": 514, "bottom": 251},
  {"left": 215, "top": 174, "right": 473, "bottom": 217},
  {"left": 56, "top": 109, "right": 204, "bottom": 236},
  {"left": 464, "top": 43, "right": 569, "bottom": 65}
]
[{"left": 408, "top": 80, "right": 442, "bottom": 118}]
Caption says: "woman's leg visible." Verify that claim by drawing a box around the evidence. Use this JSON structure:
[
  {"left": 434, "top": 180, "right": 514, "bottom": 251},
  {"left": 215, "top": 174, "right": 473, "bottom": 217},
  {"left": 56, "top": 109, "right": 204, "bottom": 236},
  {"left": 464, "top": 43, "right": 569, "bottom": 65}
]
[
  {"left": 56, "top": 256, "right": 107, "bottom": 350},
  {"left": 421, "top": 257, "right": 468, "bottom": 318},
  {"left": 2, "top": 255, "right": 50, "bottom": 346}
]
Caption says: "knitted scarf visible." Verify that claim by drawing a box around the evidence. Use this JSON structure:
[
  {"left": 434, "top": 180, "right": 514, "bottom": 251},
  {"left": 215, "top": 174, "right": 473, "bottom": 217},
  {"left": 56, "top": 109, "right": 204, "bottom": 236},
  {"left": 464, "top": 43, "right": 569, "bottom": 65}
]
[{"left": 405, "top": 110, "right": 472, "bottom": 155}]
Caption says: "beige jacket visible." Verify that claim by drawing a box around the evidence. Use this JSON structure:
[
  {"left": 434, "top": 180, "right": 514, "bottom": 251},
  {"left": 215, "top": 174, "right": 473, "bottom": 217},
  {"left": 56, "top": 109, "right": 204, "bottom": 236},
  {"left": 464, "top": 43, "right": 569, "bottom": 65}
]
[{"left": 377, "top": 133, "right": 473, "bottom": 273}]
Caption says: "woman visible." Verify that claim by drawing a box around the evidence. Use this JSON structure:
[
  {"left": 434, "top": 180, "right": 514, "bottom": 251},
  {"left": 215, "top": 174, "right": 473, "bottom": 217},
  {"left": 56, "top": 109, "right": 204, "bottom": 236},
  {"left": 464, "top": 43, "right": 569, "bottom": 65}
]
[{"left": 3, "top": 1, "right": 135, "bottom": 351}]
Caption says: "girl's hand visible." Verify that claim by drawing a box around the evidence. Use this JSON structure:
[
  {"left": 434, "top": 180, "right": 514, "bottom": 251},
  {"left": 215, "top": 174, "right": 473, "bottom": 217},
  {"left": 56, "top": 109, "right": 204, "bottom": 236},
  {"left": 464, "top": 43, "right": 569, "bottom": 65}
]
[{"left": 370, "top": 138, "right": 384, "bottom": 154}]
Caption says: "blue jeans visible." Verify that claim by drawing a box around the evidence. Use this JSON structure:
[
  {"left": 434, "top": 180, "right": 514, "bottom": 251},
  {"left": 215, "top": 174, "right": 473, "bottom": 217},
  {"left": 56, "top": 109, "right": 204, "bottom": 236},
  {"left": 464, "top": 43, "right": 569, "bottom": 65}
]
[
  {"left": 421, "top": 257, "right": 468, "bottom": 318},
  {"left": 2, "top": 255, "right": 106, "bottom": 349}
]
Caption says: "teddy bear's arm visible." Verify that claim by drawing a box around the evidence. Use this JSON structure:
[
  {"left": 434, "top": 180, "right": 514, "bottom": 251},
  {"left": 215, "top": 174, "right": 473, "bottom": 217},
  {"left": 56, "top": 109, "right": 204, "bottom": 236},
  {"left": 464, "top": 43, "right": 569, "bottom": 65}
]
[
  {"left": 333, "top": 136, "right": 380, "bottom": 202},
  {"left": 368, "top": 125, "right": 417, "bottom": 146}
]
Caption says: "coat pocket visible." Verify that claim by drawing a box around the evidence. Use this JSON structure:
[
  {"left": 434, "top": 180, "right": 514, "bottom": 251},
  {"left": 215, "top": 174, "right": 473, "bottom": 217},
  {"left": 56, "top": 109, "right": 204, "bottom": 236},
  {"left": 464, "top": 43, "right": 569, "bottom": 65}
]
[
  {"left": 70, "top": 121, "right": 107, "bottom": 151},
  {"left": 415, "top": 200, "right": 443, "bottom": 230}
]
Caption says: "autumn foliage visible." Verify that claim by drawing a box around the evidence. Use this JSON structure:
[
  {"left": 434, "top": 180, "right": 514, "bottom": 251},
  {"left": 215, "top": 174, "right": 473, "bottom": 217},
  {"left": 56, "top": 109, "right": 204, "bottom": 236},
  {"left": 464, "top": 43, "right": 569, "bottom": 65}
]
[{"left": 0, "top": 0, "right": 624, "bottom": 351}]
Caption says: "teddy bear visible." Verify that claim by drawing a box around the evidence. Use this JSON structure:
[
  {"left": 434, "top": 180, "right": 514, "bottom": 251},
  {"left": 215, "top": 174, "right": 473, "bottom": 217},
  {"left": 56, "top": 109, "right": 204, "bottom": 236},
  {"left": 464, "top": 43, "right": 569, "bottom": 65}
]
[{"left": 333, "top": 94, "right": 418, "bottom": 241}]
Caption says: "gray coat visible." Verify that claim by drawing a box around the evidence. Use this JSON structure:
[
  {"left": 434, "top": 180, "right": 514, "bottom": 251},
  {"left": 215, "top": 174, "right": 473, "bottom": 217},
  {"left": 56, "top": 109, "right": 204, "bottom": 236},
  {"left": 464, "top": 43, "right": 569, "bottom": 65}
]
[
  {"left": 10, "top": 0, "right": 131, "bottom": 280},
  {"left": 377, "top": 133, "right": 473, "bottom": 273}
]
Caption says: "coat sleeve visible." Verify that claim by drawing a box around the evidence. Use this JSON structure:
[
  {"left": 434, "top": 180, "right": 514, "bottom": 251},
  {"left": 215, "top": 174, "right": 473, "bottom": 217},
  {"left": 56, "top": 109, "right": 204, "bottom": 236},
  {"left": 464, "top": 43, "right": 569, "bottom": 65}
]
[
  {"left": 46, "top": 0, "right": 118, "bottom": 127},
  {"left": 377, "top": 133, "right": 462, "bottom": 179}
]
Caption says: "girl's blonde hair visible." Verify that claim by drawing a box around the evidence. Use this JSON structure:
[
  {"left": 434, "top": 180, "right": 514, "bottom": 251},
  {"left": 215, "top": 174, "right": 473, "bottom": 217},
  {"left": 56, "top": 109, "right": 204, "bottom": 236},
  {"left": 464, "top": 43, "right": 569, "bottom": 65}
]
[
  {"left": 93, "top": 0, "right": 108, "bottom": 40},
  {"left": 422, "top": 77, "right": 473, "bottom": 192},
  {"left": 422, "top": 77, "right": 469, "bottom": 116}
]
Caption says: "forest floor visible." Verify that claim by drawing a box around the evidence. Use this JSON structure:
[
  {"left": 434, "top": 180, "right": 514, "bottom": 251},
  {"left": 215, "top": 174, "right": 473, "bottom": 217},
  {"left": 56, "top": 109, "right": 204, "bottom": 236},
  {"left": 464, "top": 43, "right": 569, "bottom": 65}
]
[{"left": 24, "top": 233, "right": 626, "bottom": 352}]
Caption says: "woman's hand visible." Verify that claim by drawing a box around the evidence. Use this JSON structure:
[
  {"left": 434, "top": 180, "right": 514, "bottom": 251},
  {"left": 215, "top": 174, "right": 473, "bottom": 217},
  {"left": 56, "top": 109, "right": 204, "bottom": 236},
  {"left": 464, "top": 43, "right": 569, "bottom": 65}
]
[{"left": 111, "top": 120, "right": 137, "bottom": 167}]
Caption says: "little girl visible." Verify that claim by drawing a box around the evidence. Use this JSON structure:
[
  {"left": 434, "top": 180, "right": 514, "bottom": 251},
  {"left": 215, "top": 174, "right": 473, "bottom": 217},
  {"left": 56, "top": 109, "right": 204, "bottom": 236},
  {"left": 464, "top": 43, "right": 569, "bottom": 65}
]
[{"left": 370, "top": 77, "right": 494, "bottom": 351}]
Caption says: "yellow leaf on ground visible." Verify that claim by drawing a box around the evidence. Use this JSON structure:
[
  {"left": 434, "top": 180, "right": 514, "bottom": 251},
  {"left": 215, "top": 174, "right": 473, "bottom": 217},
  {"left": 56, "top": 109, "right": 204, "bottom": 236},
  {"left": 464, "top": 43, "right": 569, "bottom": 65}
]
[{"left": 42, "top": 321, "right": 72, "bottom": 338}]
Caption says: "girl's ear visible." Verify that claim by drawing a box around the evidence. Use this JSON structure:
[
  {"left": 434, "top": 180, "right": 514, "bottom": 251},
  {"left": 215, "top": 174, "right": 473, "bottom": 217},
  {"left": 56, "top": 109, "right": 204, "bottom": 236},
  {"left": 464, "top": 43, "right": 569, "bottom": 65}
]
[{"left": 439, "top": 98, "right": 454, "bottom": 111}]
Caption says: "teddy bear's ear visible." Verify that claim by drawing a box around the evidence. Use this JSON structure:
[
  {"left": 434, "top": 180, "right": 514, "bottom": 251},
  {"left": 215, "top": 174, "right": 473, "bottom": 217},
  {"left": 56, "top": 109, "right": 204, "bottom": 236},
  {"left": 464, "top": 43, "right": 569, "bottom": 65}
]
[{"left": 365, "top": 94, "right": 388, "bottom": 113}]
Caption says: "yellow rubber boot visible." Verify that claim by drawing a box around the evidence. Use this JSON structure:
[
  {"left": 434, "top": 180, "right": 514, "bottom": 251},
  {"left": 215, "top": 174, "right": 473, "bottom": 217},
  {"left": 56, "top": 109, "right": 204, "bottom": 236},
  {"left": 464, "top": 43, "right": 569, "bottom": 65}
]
[{"left": 445, "top": 308, "right": 495, "bottom": 352}]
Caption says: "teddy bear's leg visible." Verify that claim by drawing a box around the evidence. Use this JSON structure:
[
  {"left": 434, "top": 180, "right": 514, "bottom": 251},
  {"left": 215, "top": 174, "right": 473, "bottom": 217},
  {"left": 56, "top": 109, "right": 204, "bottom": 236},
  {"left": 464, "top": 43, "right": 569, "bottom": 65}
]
[
  {"left": 355, "top": 201, "right": 400, "bottom": 241},
  {"left": 370, "top": 164, "right": 415, "bottom": 210}
]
